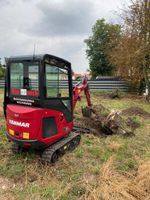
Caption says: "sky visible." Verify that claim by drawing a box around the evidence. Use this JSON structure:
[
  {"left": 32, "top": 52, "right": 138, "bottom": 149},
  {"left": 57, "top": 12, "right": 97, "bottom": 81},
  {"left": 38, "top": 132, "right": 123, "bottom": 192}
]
[{"left": 0, "top": 0, "right": 130, "bottom": 73}]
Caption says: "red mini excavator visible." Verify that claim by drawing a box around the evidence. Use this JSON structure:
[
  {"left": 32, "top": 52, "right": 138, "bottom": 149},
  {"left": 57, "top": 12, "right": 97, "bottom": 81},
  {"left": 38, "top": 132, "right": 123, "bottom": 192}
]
[{"left": 4, "top": 54, "right": 91, "bottom": 163}]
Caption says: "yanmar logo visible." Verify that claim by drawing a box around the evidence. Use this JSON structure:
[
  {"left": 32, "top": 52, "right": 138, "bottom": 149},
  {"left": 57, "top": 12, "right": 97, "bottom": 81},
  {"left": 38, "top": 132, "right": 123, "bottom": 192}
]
[{"left": 9, "top": 120, "right": 30, "bottom": 128}]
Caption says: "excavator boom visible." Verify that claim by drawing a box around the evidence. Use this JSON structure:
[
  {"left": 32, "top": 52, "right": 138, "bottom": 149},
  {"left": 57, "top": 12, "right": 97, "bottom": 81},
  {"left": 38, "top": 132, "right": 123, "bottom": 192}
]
[{"left": 73, "top": 77, "right": 92, "bottom": 111}]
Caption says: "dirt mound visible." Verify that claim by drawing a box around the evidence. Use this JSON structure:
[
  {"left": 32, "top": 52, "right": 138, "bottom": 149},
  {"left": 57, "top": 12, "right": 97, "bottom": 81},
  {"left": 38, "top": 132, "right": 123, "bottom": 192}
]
[
  {"left": 122, "top": 107, "right": 150, "bottom": 118},
  {"left": 126, "top": 117, "right": 140, "bottom": 130},
  {"left": 109, "top": 89, "right": 121, "bottom": 99},
  {"left": 86, "top": 158, "right": 150, "bottom": 200},
  {"left": 125, "top": 94, "right": 144, "bottom": 100},
  {"left": 76, "top": 104, "right": 137, "bottom": 136},
  {"left": 75, "top": 104, "right": 110, "bottom": 135}
]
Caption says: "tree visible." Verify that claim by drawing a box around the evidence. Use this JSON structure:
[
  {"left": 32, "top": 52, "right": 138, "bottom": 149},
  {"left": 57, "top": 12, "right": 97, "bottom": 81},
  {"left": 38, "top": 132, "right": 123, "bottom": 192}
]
[
  {"left": 84, "top": 19, "right": 121, "bottom": 77},
  {"left": 110, "top": 0, "right": 150, "bottom": 95},
  {"left": 0, "top": 58, "right": 5, "bottom": 79}
]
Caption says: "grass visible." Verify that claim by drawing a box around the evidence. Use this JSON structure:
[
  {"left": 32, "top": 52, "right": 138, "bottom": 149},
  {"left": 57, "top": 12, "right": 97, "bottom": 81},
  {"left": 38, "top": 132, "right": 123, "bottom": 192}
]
[{"left": 0, "top": 89, "right": 149, "bottom": 199}]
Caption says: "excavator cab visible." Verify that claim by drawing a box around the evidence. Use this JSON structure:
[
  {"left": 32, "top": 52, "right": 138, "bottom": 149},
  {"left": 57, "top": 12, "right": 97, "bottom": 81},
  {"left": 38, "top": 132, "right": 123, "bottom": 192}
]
[{"left": 4, "top": 54, "right": 74, "bottom": 151}]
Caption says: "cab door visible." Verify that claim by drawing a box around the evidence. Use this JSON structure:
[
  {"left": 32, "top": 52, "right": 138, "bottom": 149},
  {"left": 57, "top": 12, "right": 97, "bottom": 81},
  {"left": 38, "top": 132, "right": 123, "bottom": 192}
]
[{"left": 43, "top": 61, "right": 73, "bottom": 123}]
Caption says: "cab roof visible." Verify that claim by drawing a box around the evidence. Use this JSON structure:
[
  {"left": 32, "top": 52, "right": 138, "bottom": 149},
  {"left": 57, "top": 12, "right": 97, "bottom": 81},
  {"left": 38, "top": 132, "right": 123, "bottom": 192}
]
[{"left": 7, "top": 54, "right": 71, "bottom": 66}]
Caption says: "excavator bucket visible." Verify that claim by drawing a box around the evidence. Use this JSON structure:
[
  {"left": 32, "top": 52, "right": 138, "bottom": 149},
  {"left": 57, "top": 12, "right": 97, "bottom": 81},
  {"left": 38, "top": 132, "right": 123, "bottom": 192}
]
[{"left": 81, "top": 106, "right": 92, "bottom": 118}]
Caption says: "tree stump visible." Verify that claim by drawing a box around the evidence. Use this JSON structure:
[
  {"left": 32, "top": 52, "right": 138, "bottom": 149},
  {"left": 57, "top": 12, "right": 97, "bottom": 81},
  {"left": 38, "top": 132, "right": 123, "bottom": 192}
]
[
  {"left": 109, "top": 89, "right": 120, "bottom": 99},
  {"left": 81, "top": 106, "right": 134, "bottom": 136}
]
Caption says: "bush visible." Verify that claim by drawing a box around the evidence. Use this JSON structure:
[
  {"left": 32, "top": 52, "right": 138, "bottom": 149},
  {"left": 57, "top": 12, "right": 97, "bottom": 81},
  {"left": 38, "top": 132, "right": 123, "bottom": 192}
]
[{"left": 0, "top": 65, "right": 5, "bottom": 79}]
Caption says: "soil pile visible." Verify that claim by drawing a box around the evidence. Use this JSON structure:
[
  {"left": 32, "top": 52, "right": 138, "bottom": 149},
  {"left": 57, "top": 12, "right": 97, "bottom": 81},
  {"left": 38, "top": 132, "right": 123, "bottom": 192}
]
[
  {"left": 75, "top": 104, "right": 138, "bottom": 136},
  {"left": 109, "top": 89, "right": 121, "bottom": 99},
  {"left": 122, "top": 107, "right": 150, "bottom": 119}
]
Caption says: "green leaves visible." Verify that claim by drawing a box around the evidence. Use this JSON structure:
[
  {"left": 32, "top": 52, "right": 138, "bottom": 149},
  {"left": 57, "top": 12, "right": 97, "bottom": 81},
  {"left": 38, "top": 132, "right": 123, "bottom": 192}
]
[
  {"left": 84, "top": 19, "right": 121, "bottom": 77},
  {"left": 0, "top": 62, "right": 5, "bottom": 79}
]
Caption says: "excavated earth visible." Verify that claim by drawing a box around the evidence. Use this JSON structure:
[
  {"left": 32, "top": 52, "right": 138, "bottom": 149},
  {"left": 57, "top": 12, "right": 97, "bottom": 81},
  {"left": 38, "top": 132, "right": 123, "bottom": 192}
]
[
  {"left": 74, "top": 104, "right": 148, "bottom": 136},
  {"left": 122, "top": 106, "right": 150, "bottom": 119}
]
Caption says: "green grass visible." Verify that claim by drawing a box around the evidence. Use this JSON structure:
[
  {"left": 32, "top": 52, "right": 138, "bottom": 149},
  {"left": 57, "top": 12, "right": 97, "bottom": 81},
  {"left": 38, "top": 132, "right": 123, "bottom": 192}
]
[{"left": 0, "top": 90, "right": 149, "bottom": 199}]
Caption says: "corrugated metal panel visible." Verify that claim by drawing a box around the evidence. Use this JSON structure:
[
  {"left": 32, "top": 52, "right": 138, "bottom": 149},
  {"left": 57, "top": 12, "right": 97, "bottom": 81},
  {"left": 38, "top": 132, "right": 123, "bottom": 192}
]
[{"left": 0, "top": 79, "right": 128, "bottom": 91}]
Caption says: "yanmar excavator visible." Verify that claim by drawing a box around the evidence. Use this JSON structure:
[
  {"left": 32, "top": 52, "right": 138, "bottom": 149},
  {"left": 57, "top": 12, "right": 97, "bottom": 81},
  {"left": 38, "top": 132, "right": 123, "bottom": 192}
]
[{"left": 4, "top": 54, "right": 91, "bottom": 163}]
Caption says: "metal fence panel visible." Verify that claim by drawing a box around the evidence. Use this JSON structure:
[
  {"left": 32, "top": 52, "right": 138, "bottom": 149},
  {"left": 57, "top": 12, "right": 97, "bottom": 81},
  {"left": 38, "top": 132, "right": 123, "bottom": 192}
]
[{"left": 0, "top": 79, "right": 128, "bottom": 91}]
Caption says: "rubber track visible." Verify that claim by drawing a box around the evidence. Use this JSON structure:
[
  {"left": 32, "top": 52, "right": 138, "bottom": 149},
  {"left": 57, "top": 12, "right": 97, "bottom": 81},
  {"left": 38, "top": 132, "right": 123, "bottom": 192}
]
[{"left": 42, "top": 131, "right": 80, "bottom": 163}]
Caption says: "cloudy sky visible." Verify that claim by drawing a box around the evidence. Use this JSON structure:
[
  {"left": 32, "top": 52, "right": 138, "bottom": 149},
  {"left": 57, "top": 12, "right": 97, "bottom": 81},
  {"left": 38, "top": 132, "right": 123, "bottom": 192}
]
[{"left": 0, "top": 0, "right": 130, "bottom": 73}]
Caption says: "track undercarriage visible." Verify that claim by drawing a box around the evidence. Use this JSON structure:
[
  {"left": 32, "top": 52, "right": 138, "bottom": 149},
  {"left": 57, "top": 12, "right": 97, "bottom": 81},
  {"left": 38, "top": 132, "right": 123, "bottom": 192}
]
[
  {"left": 41, "top": 131, "right": 81, "bottom": 163},
  {"left": 10, "top": 126, "right": 90, "bottom": 163}
]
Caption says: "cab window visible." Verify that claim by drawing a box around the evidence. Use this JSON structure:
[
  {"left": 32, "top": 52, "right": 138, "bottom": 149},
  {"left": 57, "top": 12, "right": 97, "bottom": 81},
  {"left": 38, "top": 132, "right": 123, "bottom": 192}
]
[
  {"left": 45, "top": 64, "right": 69, "bottom": 98},
  {"left": 10, "top": 61, "right": 39, "bottom": 97}
]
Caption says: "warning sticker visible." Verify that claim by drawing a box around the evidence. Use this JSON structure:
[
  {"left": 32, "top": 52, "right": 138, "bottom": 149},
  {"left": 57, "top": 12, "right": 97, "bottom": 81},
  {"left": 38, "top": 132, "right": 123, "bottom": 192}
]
[{"left": 20, "top": 89, "right": 27, "bottom": 95}]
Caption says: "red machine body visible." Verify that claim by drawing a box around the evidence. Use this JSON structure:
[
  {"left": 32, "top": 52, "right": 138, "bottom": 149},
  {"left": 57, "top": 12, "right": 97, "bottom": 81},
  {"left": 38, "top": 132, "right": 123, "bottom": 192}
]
[
  {"left": 4, "top": 54, "right": 91, "bottom": 151},
  {"left": 6, "top": 105, "right": 73, "bottom": 148}
]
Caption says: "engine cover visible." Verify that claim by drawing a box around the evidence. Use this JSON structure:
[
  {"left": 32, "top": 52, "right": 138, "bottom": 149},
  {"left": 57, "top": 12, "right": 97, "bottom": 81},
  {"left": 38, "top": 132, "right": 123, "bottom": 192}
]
[{"left": 6, "top": 104, "right": 73, "bottom": 147}]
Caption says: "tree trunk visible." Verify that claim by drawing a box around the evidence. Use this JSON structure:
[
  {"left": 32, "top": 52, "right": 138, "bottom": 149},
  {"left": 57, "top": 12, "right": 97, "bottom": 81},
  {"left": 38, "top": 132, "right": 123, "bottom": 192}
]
[{"left": 142, "top": 60, "right": 150, "bottom": 100}]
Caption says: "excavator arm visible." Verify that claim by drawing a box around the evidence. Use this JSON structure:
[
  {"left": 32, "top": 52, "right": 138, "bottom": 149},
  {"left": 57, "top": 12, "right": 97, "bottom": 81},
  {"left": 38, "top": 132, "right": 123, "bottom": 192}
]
[{"left": 73, "top": 77, "right": 92, "bottom": 111}]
